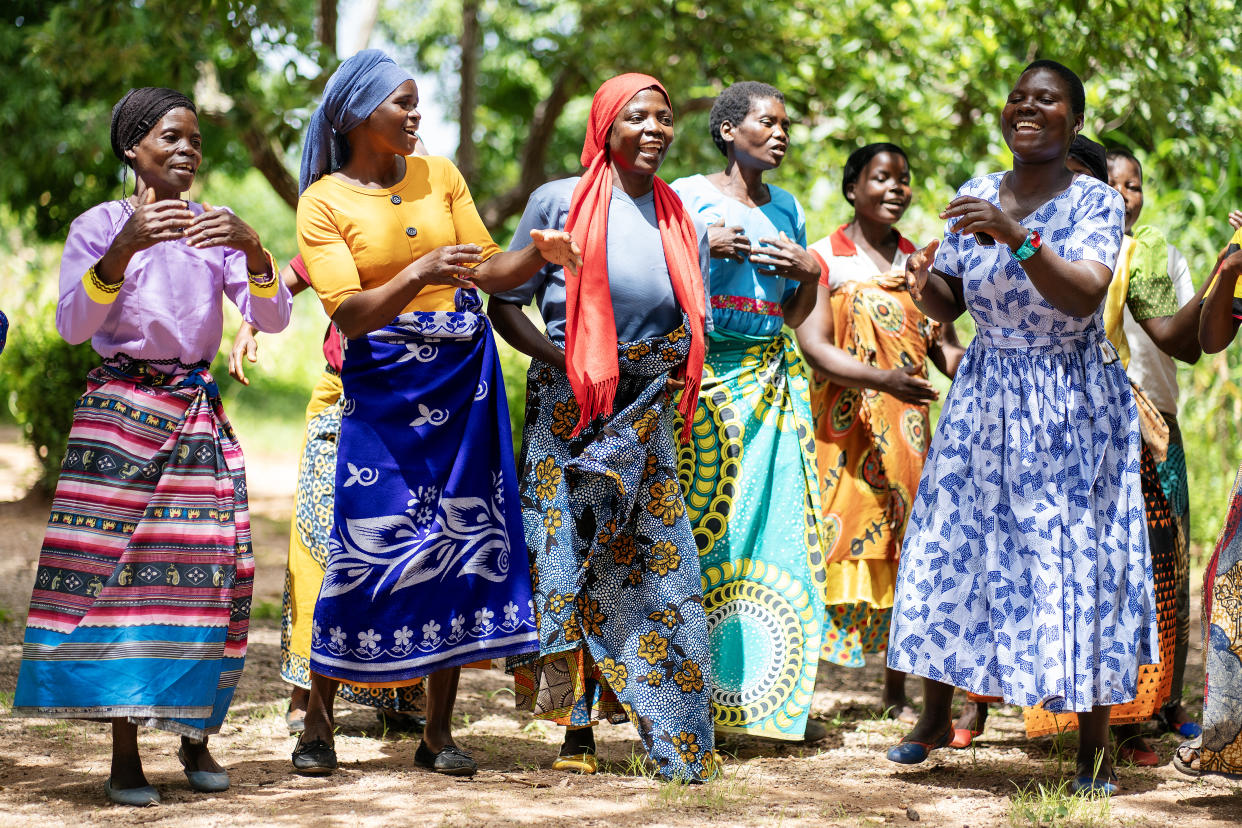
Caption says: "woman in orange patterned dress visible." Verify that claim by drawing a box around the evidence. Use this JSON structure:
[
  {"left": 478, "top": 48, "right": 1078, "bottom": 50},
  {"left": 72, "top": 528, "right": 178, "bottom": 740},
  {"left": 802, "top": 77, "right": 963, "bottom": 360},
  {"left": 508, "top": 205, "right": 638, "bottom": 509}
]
[{"left": 795, "top": 143, "right": 962, "bottom": 720}]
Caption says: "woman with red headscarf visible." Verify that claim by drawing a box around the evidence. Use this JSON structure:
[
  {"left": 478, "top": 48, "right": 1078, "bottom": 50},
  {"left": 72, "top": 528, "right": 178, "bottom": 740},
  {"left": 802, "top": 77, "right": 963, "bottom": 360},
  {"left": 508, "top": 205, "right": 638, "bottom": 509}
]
[{"left": 489, "top": 74, "right": 717, "bottom": 781}]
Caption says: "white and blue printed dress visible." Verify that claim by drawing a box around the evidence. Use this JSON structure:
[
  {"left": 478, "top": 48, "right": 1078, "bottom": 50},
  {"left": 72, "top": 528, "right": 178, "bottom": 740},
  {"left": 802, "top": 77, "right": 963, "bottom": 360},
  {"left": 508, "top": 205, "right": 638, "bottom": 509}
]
[{"left": 887, "top": 173, "right": 1159, "bottom": 713}]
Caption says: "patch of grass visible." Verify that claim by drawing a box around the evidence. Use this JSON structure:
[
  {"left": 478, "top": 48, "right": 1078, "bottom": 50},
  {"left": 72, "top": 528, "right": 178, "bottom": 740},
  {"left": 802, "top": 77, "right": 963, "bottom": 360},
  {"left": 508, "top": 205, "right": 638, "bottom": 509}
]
[
  {"left": 28, "top": 720, "right": 81, "bottom": 741},
  {"left": 251, "top": 599, "right": 282, "bottom": 621},
  {"left": 1007, "top": 779, "right": 1111, "bottom": 828},
  {"left": 652, "top": 763, "right": 756, "bottom": 812},
  {"left": 619, "top": 746, "right": 660, "bottom": 779},
  {"left": 0, "top": 606, "right": 13, "bottom": 624}
]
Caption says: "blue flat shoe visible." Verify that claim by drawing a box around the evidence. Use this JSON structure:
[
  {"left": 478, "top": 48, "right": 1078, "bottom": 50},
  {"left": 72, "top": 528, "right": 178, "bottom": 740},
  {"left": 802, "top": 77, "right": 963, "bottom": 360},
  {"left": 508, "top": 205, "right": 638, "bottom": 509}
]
[
  {"left": 1174, "top": 720, "right": 1202, "bottom": 738},
  {"left": 104, "top": 778, "right": 160, "bottom": 806},
  {"left": 886, "top": 727, "right": 953, "bottom": 764},
  {"left": 178, "top": 745, "right": 230, "bottom": 792},
  {"left": 1071, "top": 775, "right": 1118, "bottom": 796},
  {"left": 1155, "top": 704, "right": 1202, "bottom": 738}
]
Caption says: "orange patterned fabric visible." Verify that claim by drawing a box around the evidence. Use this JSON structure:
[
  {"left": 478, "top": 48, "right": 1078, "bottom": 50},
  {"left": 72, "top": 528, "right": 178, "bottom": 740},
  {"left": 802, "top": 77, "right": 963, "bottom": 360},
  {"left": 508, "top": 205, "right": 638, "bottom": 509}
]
[
  {"left": 811, "top": 273, "right": 939, "bottom": 566},
  {"left": 1023, "top": 443, "right": 1177, "bottom": 736}
]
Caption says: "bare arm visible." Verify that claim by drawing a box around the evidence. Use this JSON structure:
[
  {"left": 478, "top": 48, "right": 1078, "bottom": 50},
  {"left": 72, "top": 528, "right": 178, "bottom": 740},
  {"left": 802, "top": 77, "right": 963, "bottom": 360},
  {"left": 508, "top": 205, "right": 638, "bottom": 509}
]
[
  {"left": 487, "top": 298, "right": 565, "bottom": 370},
  {"left": 781, "top": 281, "right": 818, "bottom": 329},
  {"left": 1200, "top": 247, "right": 1242, "bottom": 354},
  {"left": 905, "top": 239, "right": 966, "bottom": 324},
  {"left": 793, "top": 282, "right": 937, "bottom": 404},
  {"left": 1136, "top": 276, "right": 1209, "bottom": 364},
  {"left": 331, "top": 245, "right": 480, "bottom": 339},
  {"left": 928, "top": 320, "right": 965, "bottom": 379},
  {"left": 229, "top": 264, "right": 309, "bottom": 384},
  {"left": 942, "top": 196, "right": 1112, "bottom": 317}
]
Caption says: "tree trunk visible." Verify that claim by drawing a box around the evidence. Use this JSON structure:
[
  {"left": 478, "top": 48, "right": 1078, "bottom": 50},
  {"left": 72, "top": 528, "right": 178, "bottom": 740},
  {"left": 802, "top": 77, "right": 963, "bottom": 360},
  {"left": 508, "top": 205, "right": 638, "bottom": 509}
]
[
  {"left": 316, "top": 0, "right": 338, "bottom": 57},
  {"left": 477, "top": 66, "right": 581, "bottom": 232},
  {"left": 457, "top": 0, "right": 480, "bottom": 187},
  {"left": 344, "top": 0, "right": 381, "bottom": 56}
]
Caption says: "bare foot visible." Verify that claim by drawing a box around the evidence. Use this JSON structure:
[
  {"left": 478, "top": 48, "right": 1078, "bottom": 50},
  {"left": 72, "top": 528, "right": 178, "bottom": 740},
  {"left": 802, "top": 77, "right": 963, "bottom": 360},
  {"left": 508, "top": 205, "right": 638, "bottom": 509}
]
[
  {"left": 180, "top": 737, "right": 224, "bottom": 773},
  {"left": 954, "top": 700, "right": 988, "bottom": 734},
  {"left": 882, "top": 699, "right": 918, "bottom": 724}
]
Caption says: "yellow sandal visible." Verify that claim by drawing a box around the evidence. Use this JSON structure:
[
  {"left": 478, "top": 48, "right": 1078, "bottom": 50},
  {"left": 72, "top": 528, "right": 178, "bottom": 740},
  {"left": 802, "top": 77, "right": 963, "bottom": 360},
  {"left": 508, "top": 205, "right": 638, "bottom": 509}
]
[{"left": 552, "top": 753, "right": 598, "bottom": 774}]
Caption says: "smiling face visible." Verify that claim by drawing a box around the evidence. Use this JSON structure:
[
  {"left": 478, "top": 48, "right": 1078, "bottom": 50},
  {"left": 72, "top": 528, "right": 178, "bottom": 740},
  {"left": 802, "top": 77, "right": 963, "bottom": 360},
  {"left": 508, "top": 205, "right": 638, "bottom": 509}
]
[
  {"left": 848, "top": 151, "right": 912, "bottom": 226},
  {"left": 1107, "top": 155, "right": 1144, "bottom": 233},
  {"left": 1000, "top": 67, "right": 1083, "bottom": 164},
  {"left": 357, "top": 79, "right": 422, "bottom": 156},
  {"left": 720, "top": 96, "right": 790, "bottom": 170},
  {"left": 124, "top": 107, "right": 201, "bottom": 198},
  {"left": 608, "top": 88, "right": 674, "bottom": 178}
]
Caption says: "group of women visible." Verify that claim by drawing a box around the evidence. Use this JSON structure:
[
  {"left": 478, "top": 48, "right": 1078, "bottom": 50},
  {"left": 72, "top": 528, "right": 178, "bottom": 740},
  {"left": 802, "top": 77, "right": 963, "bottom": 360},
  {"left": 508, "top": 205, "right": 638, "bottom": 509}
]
[{"left": 10, "top": 48, "right": 1242, "bottom": 807}]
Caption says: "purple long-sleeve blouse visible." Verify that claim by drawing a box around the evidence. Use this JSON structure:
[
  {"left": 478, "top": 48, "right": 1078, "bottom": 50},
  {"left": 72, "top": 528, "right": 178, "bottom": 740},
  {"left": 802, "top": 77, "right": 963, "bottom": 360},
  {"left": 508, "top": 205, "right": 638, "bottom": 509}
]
[{"left": 56, "top": 200, "right": 293, "bottom": 366}]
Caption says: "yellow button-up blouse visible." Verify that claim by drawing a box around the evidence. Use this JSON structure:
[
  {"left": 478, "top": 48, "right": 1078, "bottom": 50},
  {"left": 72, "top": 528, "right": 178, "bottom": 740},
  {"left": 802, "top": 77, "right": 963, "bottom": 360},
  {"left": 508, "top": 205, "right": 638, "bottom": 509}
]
[{"left": 296, "top": 154, "right": 500, "bottom": 317}]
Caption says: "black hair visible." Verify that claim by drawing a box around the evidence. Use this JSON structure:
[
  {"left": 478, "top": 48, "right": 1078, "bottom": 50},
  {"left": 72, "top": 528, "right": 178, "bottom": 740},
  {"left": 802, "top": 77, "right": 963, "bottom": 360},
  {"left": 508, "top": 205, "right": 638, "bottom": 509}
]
[
  {"left": 1067, "top": 136, "right": 1108, "bottom": 182},
  {"left": 110, "top": 87, "right": 197, "bottom": 167},
  {"left": 1021, "top": 59, "right": 1085, "bottom": 116},
  {"left": 709, "top": 81, "right": 785, "bottom": 157},
  {"left": 842, "top": 142, "right": 908, "bottom": 202},
  {"left": 1106, "top": 147, "right": 1143, "bottom": 180}
]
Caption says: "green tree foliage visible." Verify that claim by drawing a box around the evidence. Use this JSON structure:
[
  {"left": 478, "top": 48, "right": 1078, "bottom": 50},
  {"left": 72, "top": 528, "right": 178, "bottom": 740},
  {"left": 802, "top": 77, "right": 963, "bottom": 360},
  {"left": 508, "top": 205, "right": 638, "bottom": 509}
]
[{"left": 1, "top": 0, "right": 324, "bottom": 236}]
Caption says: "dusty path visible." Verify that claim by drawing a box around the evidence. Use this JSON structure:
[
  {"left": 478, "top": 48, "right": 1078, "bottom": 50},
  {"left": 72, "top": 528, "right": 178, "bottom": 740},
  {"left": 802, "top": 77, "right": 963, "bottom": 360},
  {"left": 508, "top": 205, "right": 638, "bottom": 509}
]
[{"left": 0, "top": 427, "right": 1239, "bottom": 826}]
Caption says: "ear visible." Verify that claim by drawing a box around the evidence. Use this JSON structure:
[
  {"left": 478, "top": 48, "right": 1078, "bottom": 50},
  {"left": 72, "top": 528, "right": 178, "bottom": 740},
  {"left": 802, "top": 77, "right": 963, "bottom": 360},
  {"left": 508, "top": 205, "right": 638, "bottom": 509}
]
[
  {"left": 719, "top": 119, "right": 736, "bottom": 144},
  {"left": 845, "top": 182, "right": 856, "bottom": 205},
  {"left": 1073, "top": 113, "right": 1085, "bottom": 134},
  {"left": 124, "top": 146, "right": 137, "bottom": 162}
]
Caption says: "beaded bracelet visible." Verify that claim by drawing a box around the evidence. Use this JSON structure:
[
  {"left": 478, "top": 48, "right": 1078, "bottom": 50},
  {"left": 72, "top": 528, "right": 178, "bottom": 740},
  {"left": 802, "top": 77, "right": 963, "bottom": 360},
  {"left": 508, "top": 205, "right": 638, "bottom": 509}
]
[
  {"left": 247, "top": 249, "right": 278, "bottom": 287},
  {"left": 86, "top": 264, "right": 123, "bottom": 294}
]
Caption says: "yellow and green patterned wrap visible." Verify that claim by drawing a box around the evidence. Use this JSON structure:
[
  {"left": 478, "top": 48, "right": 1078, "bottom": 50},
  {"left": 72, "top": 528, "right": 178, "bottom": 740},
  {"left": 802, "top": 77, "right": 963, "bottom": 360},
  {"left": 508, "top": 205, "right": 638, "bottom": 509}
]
[{"left": 679, "top": 329, "right": 827, "bottom": 740}]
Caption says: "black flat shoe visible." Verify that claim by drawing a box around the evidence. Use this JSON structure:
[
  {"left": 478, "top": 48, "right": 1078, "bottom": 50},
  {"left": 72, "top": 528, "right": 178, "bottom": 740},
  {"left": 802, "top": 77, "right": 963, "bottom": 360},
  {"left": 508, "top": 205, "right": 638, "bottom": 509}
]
[
  {"left": 376, "top": 709, "right": 426, "bottom": 734},
  {"left": 414, "top": 741, "right": 477, "bottom": 776},
  {"left": 292, "top": 737, "right": 337, "bottom": 775}
]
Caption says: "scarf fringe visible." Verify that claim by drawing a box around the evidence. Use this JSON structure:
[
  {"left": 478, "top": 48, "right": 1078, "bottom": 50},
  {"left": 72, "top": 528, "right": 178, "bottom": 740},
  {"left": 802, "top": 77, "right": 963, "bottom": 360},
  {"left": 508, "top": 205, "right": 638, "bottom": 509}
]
[{"left": 571, "top": 375, "right": 620, "bottom": 437}]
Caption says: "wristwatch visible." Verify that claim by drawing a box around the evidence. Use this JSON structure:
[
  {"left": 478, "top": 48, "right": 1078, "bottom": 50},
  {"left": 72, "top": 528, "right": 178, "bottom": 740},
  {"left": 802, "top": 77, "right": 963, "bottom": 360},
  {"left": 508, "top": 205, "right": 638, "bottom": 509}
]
[{"left": 1012, "top": 229, "right": 1042, "bottom": 261}]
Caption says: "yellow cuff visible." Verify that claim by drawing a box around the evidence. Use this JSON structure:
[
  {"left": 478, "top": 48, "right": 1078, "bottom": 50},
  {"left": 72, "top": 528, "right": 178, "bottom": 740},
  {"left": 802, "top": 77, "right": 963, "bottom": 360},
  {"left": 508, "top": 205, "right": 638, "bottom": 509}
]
[
  {"left": 82, "top": 265, "right": 123, "bottom": 305},
  {"left": 247, "top": 249, "right": 280, "bottom": 298}
]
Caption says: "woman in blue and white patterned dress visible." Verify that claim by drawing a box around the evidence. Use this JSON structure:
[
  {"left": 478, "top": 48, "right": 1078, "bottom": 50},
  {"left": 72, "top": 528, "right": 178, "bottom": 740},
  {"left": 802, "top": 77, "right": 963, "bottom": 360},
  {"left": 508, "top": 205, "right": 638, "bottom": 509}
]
[{"left": 886, "top": 60, "right": 1158, "bottom": 794}]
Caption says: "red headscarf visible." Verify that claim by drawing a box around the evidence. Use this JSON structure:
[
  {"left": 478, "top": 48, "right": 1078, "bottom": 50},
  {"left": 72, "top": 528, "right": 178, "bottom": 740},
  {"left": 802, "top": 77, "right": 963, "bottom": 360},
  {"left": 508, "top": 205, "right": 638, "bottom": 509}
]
[{"left": 563, "top": 73, "right": 706, "bottom": 440}]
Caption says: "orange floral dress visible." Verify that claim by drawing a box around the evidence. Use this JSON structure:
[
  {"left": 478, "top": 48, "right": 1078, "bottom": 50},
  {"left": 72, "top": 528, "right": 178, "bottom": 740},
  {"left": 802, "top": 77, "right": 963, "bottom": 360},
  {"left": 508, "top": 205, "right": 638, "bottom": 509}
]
[{"left": 809, "top": 227, "right": 939, "bottom": 666}]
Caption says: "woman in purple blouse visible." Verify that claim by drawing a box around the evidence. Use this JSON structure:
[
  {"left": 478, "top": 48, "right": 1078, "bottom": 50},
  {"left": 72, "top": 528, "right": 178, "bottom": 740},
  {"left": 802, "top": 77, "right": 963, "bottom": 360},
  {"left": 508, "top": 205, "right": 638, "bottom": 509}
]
[{"left": 11, "top": 88, "right": 291, "bottom": 807}]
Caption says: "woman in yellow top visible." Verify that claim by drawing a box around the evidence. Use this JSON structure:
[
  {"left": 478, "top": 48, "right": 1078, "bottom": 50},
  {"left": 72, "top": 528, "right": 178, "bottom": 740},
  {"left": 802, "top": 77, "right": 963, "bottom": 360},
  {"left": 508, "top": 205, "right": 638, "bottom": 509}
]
[{"left": 292, "top": 50, "right": 579, "bottom": 777}]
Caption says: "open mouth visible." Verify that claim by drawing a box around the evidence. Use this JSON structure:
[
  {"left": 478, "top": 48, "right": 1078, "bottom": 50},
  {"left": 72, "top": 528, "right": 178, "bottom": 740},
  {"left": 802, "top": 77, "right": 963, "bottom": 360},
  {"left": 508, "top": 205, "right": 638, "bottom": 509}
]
[
  {"left": 170, "top": 162, "right": 196, "bottom": 175},
  {"left": 1014, "top": 120, "right": 1042, "bottom": 133},
  {"left": 638, "top": 144, "right": 664, "bottom": 156}
]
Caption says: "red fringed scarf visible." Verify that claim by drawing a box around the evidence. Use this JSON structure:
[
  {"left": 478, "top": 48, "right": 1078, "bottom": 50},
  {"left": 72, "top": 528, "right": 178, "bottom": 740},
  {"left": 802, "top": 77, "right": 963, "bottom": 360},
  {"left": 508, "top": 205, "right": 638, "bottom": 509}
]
[{"left": 563, "top": 73, "right": 706, "bottom": 441}]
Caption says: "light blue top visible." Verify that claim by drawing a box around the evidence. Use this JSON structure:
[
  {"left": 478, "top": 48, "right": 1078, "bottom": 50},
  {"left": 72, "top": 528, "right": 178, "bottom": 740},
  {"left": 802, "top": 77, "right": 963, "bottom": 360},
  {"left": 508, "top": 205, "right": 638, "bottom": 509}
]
[
  {"left": 497, "top": 177, "right": 710, "bottom": 344},
  {"left": 670, "top": 174, "right": 804, "bottom": 338}
]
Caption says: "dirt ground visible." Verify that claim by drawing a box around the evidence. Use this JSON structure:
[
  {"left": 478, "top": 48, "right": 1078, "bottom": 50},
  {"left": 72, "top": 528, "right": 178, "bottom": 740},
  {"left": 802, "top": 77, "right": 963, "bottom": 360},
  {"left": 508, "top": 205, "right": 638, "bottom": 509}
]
[{"left": 0, "top": 425, "right": 1240, "bottom": 827}]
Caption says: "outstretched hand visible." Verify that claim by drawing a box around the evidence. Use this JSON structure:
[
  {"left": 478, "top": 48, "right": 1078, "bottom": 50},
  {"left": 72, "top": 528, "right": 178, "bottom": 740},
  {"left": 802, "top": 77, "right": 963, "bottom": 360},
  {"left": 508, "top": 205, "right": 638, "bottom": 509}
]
[
  {"left": 228, "top": 324, "right": 259, "bottom": 385},
  {"left": 883, "top": 363, "right": 938, "bottom": 404},
  {"left": 905, "top": 239, "right": 939, "bottom": 301},
  {"left": 530, "top": 229, "right": 583, "bottom": 274},
  {"left": 1229, "top": 209, "right": 1242, "bottom": 231}
]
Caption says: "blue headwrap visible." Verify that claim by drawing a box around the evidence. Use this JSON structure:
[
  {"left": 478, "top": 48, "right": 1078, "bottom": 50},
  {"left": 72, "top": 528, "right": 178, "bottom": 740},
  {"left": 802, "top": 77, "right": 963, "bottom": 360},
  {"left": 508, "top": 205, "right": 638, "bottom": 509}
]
[{"left": 298, "top": 49, "right": 416, "bottom": 194}]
